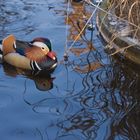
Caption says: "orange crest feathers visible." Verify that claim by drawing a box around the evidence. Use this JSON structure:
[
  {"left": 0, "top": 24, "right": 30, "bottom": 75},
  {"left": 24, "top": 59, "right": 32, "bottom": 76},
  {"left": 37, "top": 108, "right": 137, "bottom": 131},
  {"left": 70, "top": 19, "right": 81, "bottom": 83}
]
[{"left": 2, "top": 34, "right": 16, "bottom": 55}]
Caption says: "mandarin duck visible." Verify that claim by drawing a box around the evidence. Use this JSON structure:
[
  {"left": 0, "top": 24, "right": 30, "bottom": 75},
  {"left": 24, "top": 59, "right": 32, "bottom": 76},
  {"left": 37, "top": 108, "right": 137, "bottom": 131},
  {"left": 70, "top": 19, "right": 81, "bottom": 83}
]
[{"left": 0, "top": 34, "right": 57, "bottom": 71}]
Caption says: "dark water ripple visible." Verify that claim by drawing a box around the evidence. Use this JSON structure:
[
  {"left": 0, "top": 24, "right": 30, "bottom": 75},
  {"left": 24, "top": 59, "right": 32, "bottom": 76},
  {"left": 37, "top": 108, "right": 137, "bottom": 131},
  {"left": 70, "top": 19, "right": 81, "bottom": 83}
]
[
  {"left": 0, "top": 0, "right": 50, "bottom": 38},
  {"left": 0, "top": 0, "right": 140, "bottom": 140}
]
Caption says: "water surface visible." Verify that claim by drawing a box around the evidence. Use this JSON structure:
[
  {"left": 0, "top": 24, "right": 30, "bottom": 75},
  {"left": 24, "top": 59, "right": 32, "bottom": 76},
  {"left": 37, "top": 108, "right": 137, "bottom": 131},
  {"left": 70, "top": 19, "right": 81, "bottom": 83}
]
[{"left": 0, "top": 0, "right": 140, "bottom": 140}]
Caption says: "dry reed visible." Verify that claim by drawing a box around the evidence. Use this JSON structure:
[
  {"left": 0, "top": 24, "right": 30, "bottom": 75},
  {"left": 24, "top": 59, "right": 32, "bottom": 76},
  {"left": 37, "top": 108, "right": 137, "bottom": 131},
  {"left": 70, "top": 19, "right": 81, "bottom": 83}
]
[{"left": 109, "top": 0, "right": 140, "bottom": 41}]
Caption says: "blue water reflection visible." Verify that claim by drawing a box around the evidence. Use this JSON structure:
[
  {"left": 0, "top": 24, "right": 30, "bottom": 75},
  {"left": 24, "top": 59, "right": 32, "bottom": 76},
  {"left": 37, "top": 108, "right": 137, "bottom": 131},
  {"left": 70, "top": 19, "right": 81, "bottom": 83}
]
[{"left": 0, "top": 0, "right": 140, "bottom": 140}]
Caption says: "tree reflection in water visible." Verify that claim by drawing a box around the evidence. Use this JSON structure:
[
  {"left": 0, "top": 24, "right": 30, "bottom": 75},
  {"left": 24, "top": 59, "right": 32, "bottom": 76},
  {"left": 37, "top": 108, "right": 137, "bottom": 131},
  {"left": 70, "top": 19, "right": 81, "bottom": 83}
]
[
  {"left": 50, "top": 1, "right": 140, "bottom": 140},
  {"left": 49, "top": 62, "right": 139, "bottom": 140},
  {"left": 23, "top": 1, "right": 140, "bottom": 140}
]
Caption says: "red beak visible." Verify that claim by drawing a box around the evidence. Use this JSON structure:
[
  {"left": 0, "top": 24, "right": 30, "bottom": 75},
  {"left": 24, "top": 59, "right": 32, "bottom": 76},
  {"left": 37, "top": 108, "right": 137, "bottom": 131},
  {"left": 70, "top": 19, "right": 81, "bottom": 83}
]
[{"left": 47, "top": 51, "right": 56, "bottom": 60}]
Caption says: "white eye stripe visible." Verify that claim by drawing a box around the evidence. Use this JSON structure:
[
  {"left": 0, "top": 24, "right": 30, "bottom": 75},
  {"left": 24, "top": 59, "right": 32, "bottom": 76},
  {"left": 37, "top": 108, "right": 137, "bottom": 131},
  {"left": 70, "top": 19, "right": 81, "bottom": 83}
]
[{"left": 32, "top": 42, "right": 48, "bottom": 49}]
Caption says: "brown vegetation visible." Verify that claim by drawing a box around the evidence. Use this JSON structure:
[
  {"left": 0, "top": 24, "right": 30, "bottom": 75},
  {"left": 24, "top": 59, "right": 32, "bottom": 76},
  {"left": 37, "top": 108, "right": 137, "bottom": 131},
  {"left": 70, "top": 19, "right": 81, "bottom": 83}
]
[{"left": 109, "top": 0, "right": 140, "bottom": 41}]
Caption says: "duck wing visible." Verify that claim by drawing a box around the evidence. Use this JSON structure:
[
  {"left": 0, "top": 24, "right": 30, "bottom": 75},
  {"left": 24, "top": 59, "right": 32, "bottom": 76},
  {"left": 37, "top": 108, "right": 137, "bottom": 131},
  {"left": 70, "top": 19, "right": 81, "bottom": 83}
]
[
  {"left": 2, "top": 34, "right": 31, "bottom": 56},
  {"left": 14, "top": 40, "right": 31, "bottom": 56}
]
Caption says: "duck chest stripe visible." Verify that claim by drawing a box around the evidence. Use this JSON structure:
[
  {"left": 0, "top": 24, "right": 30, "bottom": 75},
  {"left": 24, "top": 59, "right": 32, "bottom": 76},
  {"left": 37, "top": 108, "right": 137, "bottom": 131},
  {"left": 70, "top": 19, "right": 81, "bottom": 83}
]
[
  {"left": 34, "top": 61, "right": 42, "bottom": 71},
  {"left": 30, "top": 60, "right": 35, "bottom": 70},
  {"left": 30, "top": 61, "right": 41, "bottom": 71}
]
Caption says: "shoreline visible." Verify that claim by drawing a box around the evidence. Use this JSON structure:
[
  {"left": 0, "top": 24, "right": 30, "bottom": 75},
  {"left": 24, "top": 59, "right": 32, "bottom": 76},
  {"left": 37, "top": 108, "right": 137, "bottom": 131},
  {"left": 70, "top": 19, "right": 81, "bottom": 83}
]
[{"left": 96, "top": 0, "right": 140, "bottom": 65}]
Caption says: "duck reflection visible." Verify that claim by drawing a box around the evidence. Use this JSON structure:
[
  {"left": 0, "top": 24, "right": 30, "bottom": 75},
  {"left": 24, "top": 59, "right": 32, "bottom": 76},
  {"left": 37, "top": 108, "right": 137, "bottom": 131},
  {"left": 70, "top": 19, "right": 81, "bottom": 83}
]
[{"left": 2, "top": 63, "right": 54, "bottom": 91}]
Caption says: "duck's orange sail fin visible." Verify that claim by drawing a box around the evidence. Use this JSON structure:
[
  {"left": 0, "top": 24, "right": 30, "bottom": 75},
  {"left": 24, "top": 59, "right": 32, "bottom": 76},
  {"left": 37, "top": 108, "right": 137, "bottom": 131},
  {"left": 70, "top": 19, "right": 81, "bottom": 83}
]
[{"left": 2, "top": 34, "right": 16, "bottom": 55}]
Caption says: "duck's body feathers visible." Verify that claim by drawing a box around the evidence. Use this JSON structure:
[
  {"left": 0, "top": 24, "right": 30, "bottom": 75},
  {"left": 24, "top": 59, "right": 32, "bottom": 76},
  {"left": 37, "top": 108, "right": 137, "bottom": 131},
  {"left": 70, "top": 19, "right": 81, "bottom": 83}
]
[{"left": 14, "top": 40, "right": 31, "bottom": 56}]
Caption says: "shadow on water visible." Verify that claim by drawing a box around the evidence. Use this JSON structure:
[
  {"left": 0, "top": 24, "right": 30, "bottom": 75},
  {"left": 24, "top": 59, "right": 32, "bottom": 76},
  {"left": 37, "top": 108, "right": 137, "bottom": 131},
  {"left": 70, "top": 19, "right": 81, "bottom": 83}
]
[
  {"left": 0, "top": 0, "right": 140, "bottom": 140},
  {"left": 51, "top": 61, "right": 140, "bottom": 140}
]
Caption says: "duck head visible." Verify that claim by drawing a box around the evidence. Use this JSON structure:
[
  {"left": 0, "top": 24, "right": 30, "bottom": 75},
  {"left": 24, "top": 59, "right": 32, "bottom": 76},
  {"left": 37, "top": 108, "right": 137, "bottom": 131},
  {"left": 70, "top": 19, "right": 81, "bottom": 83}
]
[
  {"left": 28, "top": 37, "right": 57, "bottom": 61},
  {"left": 28, "top": 37, "right": 57, "bottom": 71}
]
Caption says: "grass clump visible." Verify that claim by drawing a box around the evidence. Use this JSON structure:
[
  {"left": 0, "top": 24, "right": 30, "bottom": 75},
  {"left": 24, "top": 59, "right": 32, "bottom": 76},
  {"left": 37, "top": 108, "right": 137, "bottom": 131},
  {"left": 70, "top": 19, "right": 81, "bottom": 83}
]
[{"left": 108, "top": 0, "right": 140, "bottom": 41}]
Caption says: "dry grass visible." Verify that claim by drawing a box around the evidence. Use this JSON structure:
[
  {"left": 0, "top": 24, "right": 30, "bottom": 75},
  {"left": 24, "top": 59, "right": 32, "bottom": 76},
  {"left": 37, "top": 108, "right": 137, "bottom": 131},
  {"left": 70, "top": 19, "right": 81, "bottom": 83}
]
[{"left": 108, "top": 0, "right": 140, "bottom": 41}]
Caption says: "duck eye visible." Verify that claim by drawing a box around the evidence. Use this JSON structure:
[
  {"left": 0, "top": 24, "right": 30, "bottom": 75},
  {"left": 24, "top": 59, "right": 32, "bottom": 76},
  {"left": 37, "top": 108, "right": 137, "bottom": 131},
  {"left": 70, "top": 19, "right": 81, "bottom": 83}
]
[{"left": 42, "top": 47, "right": 45, "bottom": 50}]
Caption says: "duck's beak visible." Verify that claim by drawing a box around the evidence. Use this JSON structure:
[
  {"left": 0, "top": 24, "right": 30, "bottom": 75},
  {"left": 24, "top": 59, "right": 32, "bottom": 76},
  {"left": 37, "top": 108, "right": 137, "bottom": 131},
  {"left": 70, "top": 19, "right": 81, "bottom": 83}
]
[{"left": 47, "top": 51, "right": 56, "bottom": 60}]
